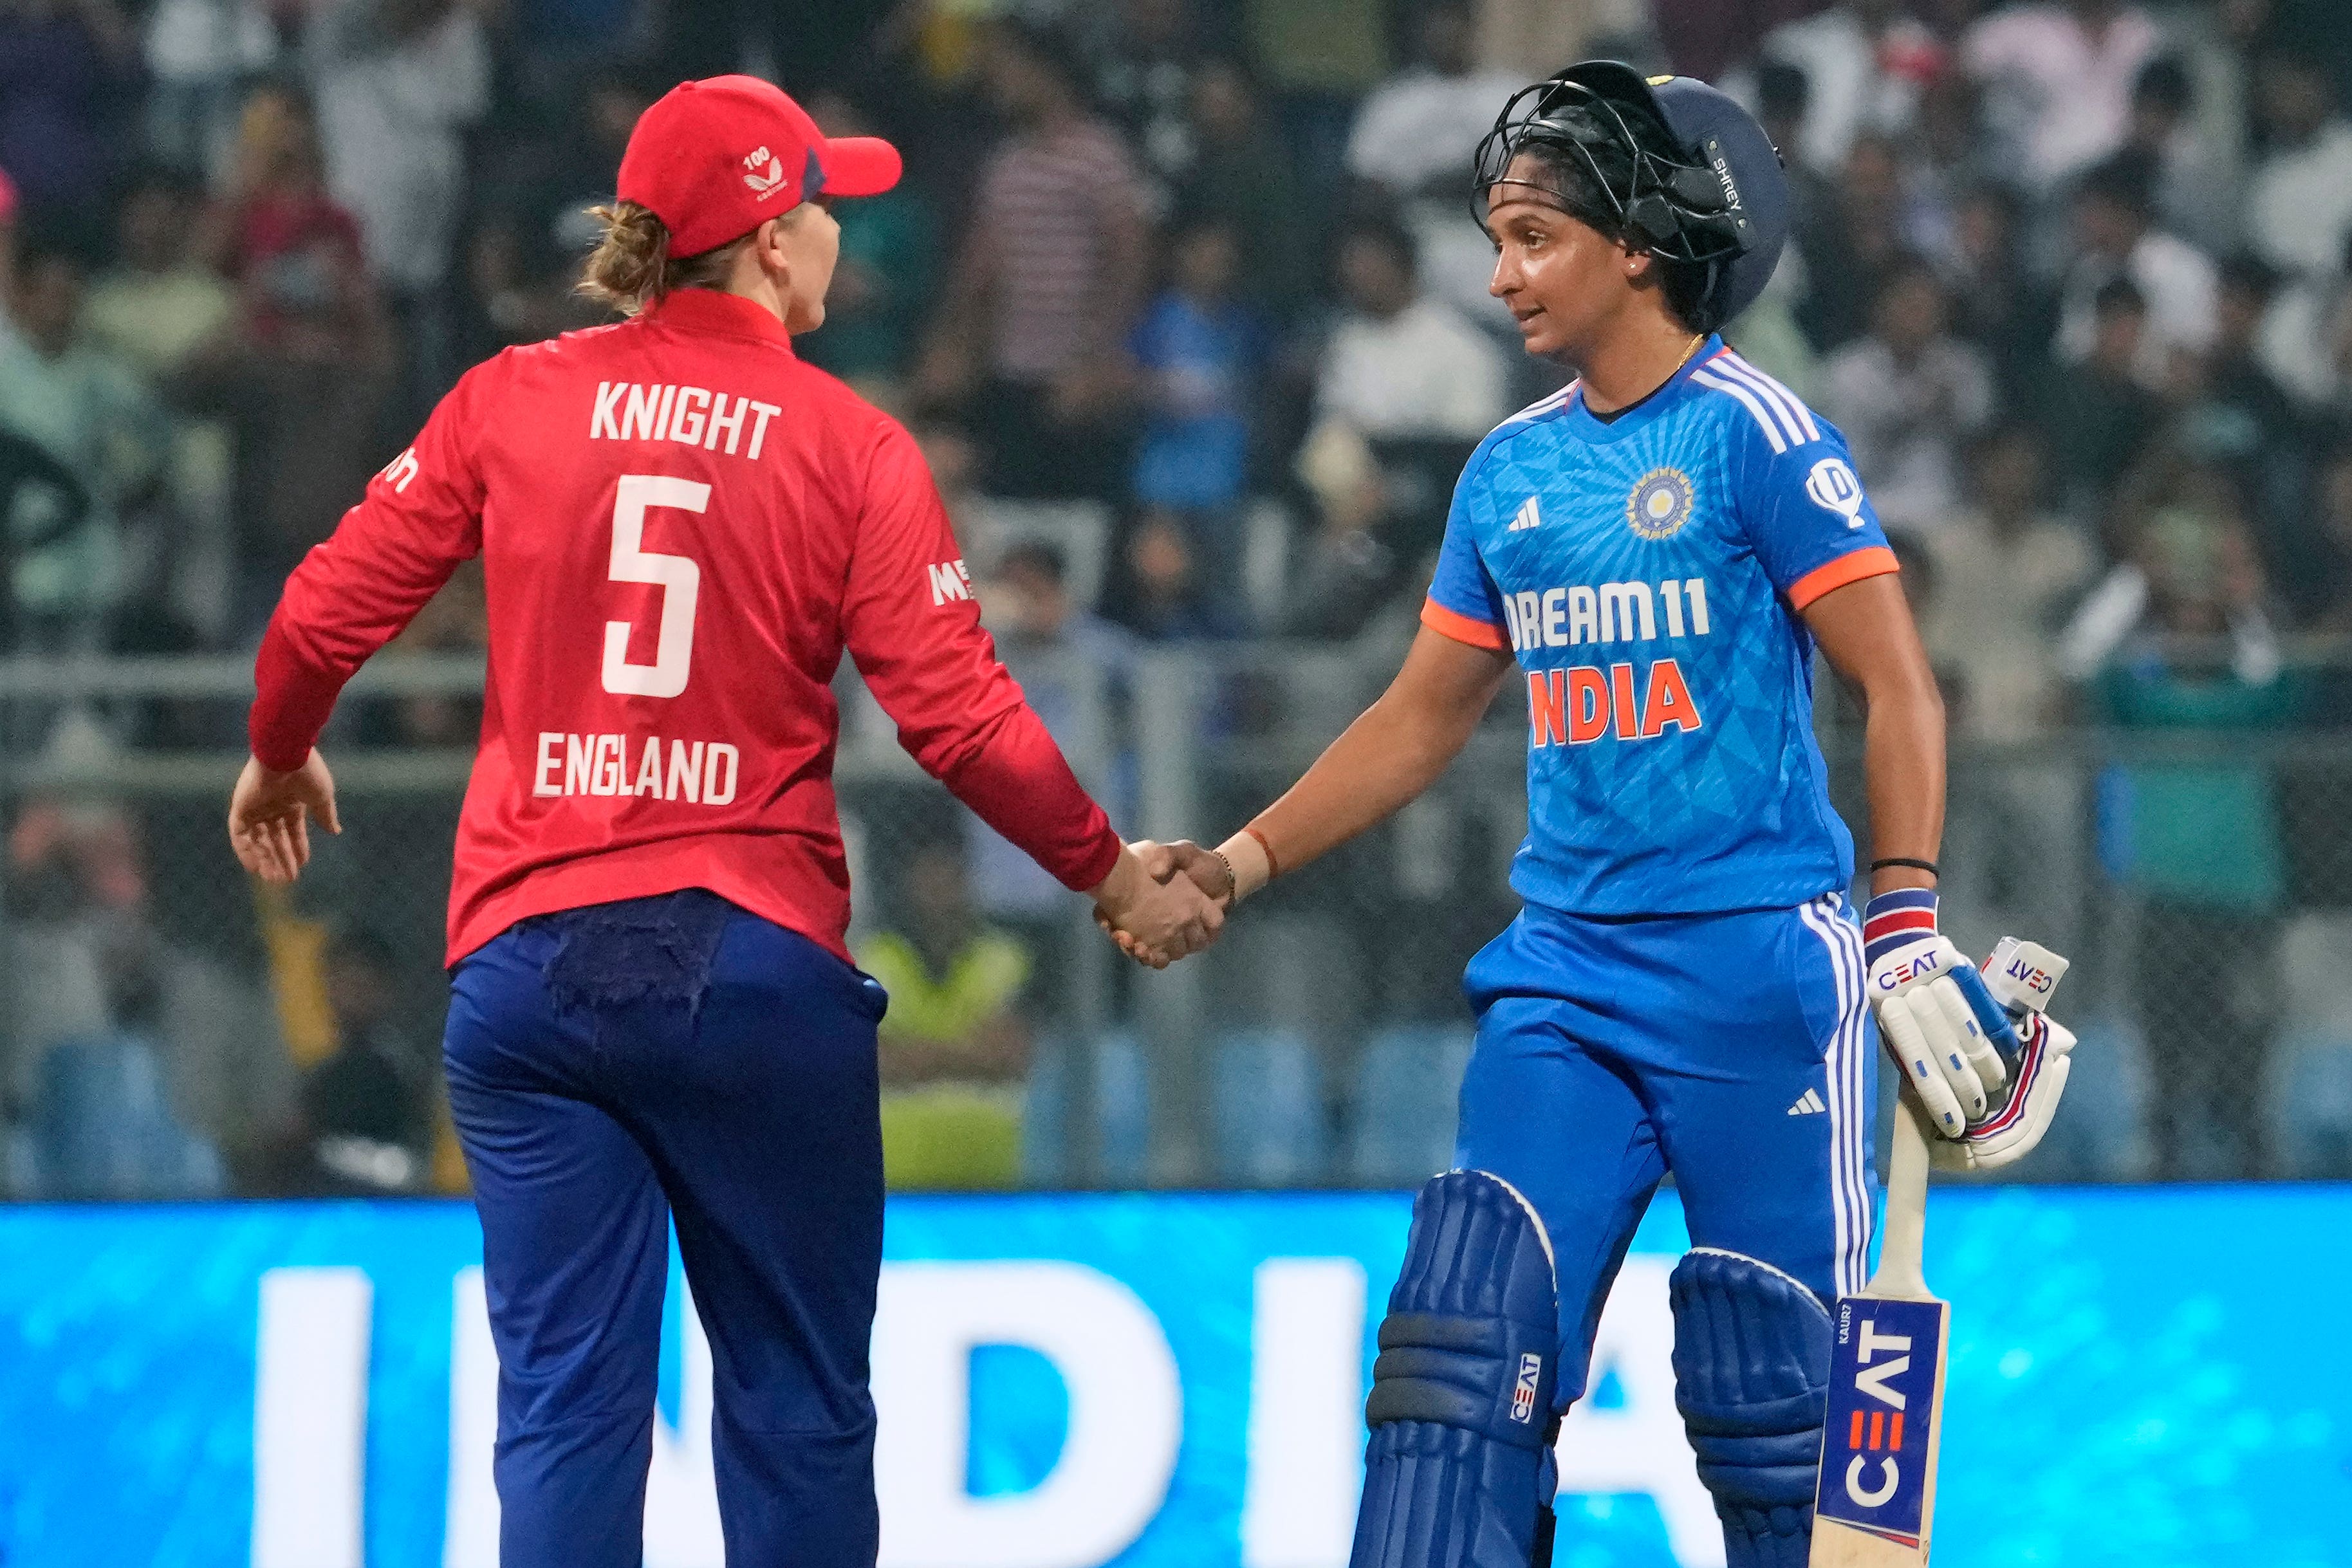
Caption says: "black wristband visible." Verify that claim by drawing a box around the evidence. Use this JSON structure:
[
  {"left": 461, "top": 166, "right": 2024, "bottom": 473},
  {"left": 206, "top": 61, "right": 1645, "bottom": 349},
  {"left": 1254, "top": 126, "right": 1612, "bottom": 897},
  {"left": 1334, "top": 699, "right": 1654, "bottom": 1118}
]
[{"left": 1869, "top": 857, "right": 1940, "bottom": 876}]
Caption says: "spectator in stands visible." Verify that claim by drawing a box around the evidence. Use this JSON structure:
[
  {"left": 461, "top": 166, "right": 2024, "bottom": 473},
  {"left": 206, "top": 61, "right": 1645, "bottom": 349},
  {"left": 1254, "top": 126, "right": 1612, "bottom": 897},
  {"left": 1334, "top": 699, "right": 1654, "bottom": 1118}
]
[
  {"left": 270, "top": 927, "right": 434, "bottom": 1194},
  {"left": 1819, "top": 255, "right": 1994, "bottom": 533},
  {"left": 306, "top": 0, "right": 491, "bottom": 412},
  {"left": 1962, "top": 0, "right": 2159, "bottom": 193},
  {"left": 1342, "top": 0, "right": 1522, "bottom": 331},
  {"left": 1109, "top": 509, "right": 1239, "bottom": 641},
  {"left": 1072, "top": 0, "right": 1212, "bottom": 204},
  {"left": 2042, "top": 277, "right": 2165, "bottom": 514},
  {"left": 0, "top": 0, "right": 140, "bottom": 243},
  {"left": 0, "top": 234, "right": 171, "bottom": 649},
  {"left": 1282, "top": 418, "right": 1405, "bottom": 641},
  {"left": 212, "top": 85, "right": 380, "bottom": 355},
  {"left": 2307, "top": 439, "right": 2352, "bottom": 638},
  {"left": 2055, "top": 150, "right": 2218, "bottom": 391},
  {"left": 84, "top": 168, "right": 236, "bottom": 385},
  {"left": 2245, "top": 51, "right": 2352, "bottom": 292},
  {"left": 183, "top": 83, "right": 391, "bottom": 633},
  {"left": 142, "top": 0, "right": 276, "bottom": 183},
  {"left": 454, "top": 73, "right": 650, "bottom": 364},
  {"left": 355, "top": 558, "right": 486, "bottom": 746},
  {"left": 858, "top": 838, "right": 1034, "bottom": 1190},
  {"left": 1944, "top": 181, "right": 2059, "bottom": 407},
  {"left": 0, "top": 165, "right": 17, "bottom": 304},
  {"left": 1793, "top": 133, "right": 1914, "bottom": 352},
  {"left": 1312, "top": 217, "right": 1506, "bottom": 445},
  {"left": 2184, "top": 255, "right": 2310, "bottom": 580},
  {"left": 2068, "top": 481, "right": 2298, "bottom": 1177},
  {"left": 2122, "top": 56, "right": 2236, "bottom": 257},
  {"left": 1724, "top": 0, "right": 1940, "bottom": 175},
  {"left": 918, "top": 18, "right": 1150, "bottom": 501},
  {"left": 973, "top": 540, "right": 1136, "bottom": 1011},
  {"left": 1180, "top": 58, "right": 1310, "bottom": 313},
  {"left": 83, "top": 167, "right": 242, "bottom": 642},
  {"left": 1129, "top": 216, "right": 1267, "bottom": 562},
  {"left": 17, "top": 932, "right": 224, "bottom": 1200},
  {"left": 1921, "top": 423, "right": 2093, "bottom": 741},
  {"left": 796, "top": 89, "right": 936, "bottom": 401}
]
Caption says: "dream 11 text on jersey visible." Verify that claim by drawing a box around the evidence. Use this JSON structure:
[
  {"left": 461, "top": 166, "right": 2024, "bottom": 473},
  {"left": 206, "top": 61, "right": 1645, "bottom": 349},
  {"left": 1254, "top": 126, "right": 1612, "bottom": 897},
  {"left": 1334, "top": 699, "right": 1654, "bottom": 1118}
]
[{"left": 1510, "top": 575, "right": 1711, "bottom": 749}]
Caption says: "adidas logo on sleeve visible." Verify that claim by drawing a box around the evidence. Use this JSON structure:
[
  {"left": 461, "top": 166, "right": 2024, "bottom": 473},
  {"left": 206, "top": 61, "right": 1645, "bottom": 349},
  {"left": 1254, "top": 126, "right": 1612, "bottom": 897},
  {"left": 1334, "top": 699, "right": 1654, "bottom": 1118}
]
[{"left": 1786, "top": 1088, "right": 1826, "bottom": 1116}]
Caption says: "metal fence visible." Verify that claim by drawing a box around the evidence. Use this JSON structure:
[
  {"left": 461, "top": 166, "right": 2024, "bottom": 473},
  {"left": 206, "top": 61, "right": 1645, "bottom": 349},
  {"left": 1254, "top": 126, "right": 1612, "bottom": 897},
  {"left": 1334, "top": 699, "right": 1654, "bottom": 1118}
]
[{"left": 5, "top": 647, "right": 2352, "bottom": 1199}]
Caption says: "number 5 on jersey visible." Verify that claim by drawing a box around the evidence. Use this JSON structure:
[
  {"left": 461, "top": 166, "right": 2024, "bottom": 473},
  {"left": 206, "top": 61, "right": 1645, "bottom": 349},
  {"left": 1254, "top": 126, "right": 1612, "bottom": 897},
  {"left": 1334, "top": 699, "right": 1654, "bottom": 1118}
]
[{"left": 603, "top": 474, "right": 707, "bottom": 699}]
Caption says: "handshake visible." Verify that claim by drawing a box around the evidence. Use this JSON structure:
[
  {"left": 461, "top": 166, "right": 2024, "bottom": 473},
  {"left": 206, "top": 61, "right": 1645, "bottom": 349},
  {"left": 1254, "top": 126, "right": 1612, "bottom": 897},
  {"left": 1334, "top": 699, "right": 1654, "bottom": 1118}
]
[{"left": 1087, "top": 839, "right": 1245, "bottom": 970}]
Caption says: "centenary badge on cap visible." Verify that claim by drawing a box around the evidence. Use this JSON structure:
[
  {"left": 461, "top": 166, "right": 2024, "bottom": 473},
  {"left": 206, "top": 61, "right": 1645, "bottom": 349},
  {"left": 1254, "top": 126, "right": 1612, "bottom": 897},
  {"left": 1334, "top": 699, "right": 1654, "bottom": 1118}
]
[{"left": 1627, "top": 467, "right": 1695, "bottom": 540}]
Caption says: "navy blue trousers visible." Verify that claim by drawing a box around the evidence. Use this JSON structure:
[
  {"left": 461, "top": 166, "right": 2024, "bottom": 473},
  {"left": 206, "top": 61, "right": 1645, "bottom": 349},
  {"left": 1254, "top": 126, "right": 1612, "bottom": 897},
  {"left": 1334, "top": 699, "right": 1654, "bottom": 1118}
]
[{"left": 444, "top": 895, "right": 889, "bottom": 1567}]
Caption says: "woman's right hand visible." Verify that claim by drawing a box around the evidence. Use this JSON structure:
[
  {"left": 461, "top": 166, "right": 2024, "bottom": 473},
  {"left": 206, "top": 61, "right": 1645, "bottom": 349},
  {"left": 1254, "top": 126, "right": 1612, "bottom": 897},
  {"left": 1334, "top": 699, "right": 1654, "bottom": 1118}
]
[{"left": 1089, "top": 844, "right": 1223, "bottom": 969}]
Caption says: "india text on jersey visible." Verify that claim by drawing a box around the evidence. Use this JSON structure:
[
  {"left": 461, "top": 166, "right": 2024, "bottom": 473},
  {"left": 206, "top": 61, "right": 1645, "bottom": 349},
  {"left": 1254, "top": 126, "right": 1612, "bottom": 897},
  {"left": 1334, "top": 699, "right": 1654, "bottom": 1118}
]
[{"left": 1526, "top": 659, "right": 1703, "bottom": 748}]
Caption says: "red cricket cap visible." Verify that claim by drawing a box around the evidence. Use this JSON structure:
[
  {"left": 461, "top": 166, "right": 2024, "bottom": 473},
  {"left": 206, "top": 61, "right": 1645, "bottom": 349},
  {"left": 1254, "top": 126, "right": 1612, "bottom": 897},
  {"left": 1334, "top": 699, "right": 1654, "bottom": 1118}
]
[{"left": 616, "top": 75, "right": 901, "bottom": 258}]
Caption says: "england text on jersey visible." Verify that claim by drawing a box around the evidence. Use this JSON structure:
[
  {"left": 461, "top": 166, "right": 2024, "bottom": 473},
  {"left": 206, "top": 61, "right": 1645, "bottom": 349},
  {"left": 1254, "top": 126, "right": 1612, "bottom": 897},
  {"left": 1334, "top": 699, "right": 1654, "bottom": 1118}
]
[{"left": 532, "top": 732, "right": 741, "bottom": 804}]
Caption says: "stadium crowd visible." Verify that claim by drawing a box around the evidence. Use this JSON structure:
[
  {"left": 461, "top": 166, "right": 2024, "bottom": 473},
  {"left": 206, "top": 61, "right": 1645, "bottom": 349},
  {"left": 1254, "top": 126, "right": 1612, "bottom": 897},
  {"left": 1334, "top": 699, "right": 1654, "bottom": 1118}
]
[{"left": 6, "top": 0, "right": 2352, "bottom": 1194}]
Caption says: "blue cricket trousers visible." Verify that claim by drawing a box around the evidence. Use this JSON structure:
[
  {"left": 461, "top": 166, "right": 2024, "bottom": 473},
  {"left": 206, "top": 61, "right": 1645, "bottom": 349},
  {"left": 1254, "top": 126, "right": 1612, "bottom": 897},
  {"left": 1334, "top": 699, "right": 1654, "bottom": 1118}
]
[
  {"left": 443, "top": 892, "right": 889, "bottom": 1567},
  {"left": 1454, "top": 893, "right": 1878, "bottom": 1416}
]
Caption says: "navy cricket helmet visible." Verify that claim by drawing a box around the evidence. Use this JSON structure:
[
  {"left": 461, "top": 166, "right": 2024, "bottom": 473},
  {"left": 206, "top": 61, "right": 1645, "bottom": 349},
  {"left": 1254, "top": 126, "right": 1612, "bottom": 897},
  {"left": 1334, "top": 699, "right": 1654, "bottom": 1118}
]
[{"left": 1471, "top": 60, "right": 1790, "bottom": 330}]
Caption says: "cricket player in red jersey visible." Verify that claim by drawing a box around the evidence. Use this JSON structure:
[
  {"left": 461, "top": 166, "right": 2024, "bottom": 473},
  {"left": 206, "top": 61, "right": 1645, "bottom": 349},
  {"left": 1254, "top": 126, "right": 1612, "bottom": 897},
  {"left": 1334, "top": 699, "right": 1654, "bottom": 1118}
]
[{"left": 225, "top": 75, "right": 1218, "bottom": 1567}]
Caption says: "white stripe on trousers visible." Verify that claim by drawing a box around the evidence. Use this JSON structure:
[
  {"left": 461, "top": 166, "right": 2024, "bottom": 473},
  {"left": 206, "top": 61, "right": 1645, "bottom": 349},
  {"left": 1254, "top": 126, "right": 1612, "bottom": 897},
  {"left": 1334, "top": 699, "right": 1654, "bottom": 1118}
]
[{"left": 1798, "top": 894, "right": 1872, "bottom": 1296}]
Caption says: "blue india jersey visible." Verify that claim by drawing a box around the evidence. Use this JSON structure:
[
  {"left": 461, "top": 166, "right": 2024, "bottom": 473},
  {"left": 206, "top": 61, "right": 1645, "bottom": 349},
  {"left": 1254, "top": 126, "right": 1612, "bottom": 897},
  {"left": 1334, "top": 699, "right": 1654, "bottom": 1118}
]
[{"left": 1423, "top": 340, "right": 1897, "bottom": 918}]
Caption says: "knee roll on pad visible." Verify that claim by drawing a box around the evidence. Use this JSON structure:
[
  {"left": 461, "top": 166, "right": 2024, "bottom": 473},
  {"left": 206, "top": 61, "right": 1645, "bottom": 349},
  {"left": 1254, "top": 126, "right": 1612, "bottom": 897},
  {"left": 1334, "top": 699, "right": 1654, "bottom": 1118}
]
[
  {"left": 1669, "top": 1248, "right": 1834, "bottom": 1568},
  {"left": 1351, "top": 1170, "right": 1560, "bottom": 1568}
]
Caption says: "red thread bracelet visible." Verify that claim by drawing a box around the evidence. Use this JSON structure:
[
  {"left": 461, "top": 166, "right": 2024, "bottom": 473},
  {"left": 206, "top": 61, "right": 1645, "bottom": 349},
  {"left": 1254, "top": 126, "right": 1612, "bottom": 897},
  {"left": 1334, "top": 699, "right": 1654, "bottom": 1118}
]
[{"left": 1243, "top": 825, "right": 1280, "bottom": 881}]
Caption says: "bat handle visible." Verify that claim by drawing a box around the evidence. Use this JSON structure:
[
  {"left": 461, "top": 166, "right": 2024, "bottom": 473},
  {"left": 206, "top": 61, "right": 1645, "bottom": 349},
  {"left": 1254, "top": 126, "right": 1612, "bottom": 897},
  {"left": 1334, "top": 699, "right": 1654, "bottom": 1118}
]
[{"left": 1871, "top": 1089, "right": 1934, "bottom": 1300}]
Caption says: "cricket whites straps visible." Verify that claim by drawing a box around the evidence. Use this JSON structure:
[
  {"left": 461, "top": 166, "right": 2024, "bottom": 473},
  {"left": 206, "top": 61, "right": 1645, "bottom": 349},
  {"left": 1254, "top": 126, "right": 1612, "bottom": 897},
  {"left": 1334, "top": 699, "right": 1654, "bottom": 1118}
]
[{"left": 1809, "top": 1099, "right": 1947, "bottom": 1567}]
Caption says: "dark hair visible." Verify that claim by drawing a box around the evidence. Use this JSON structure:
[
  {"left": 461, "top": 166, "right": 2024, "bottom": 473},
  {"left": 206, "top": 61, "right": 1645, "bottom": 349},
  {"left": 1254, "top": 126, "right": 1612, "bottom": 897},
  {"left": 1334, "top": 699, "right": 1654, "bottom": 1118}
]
[
  {"left": 993, "top": 15, "right": 1090, "bottom": 100},
  {"left": 328, "top": 925, "right": 400, "bottom": 977},
  {"left": 1509, "top": 125, "right": 1724, "bottom": 333},
  {"left": 1341, "top": 216, "right": 1418, "bottom": 280},
  {"left": 1869, "top": 253, "right": 1944, "bottom": 309},
  {"left": 1755, "top": 60, "right": 1811, "bottom": 122},
  {"left": 2218, "top": 250, "right": 2281, "bottom": 302},
  {"left": 2077, "top": 150, "right": 2157, "bottom": 218},
  {"left": 2093, "top": 275, "right": 2149, "bottom": 317},
  {"left": 577, "top": 200, "right": 754, "bottom": 315},
  {"left": 1000, "top": 540, "right": 1068, "bottom": 583},
  {"left": 2133, "top": 57, "right": 2194, "bottom": 116}
]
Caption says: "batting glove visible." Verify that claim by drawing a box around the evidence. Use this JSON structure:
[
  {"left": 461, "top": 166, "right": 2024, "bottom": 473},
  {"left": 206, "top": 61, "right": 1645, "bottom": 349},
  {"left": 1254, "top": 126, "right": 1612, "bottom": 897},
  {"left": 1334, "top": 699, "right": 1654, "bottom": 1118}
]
[
  {"left": 1929, "top": 938, "right": 2076, "bottom": 1172},
  {"left": 1863, "top": 890, "right": 2015, "bottom": 1138}
]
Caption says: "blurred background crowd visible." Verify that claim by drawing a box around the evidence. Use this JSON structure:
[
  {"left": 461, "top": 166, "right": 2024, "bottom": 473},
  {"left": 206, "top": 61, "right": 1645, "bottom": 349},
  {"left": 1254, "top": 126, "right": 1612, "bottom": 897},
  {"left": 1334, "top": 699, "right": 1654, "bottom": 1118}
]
[{"left": 5, "top": 0, "right": 2352, "bottom": 1201}]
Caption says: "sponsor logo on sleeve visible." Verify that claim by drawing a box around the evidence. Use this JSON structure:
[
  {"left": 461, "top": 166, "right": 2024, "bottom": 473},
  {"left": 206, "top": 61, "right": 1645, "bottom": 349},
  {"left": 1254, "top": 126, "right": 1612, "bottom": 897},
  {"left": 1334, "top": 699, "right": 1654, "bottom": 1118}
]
[
  {"left": 927, "top": 560, "right": 974, "bottom": 605},
  {"left": 1805, "top": 457, "right": 1867, "bottom": 527}
]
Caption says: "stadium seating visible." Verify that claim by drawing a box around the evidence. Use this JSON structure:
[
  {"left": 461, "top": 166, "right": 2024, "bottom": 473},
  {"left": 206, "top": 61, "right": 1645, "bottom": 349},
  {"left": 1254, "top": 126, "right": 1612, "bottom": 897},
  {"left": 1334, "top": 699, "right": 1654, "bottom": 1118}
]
[
  {"left": 1022, "top": 1029, "right": 1151, "bottom": 1187},
  {"left": 22, "top": 1034, "right": 225, "bottom": 1201},
  {"left": 1211, "top": 1028, "right": 1327, "bottom": 1186},
  {"left": 1346, "top": 1024, "right": 1473, "bottom": 1187}
]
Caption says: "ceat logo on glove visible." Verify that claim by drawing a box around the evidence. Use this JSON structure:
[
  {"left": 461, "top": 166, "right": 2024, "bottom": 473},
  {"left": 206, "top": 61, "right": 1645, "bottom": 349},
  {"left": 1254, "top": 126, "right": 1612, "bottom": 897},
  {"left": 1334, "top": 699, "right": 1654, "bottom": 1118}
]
[{"left": 1873, "top": 946, "right": 1945, "bottom": 991}]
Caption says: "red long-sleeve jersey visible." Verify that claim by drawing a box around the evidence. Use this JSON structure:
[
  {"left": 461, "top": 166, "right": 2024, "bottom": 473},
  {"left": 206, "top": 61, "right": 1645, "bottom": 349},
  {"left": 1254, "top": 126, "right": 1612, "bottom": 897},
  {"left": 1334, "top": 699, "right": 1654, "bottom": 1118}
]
[{"left": 251, "top": 288, "right": 1122, "bottom": 966}]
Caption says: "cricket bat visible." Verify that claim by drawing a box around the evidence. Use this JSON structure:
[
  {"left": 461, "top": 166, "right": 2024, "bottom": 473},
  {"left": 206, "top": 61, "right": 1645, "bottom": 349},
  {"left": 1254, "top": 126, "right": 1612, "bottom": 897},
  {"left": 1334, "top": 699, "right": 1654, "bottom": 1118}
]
[
  {"left": 1810, "top": 939, "right": 2067, "bottom": 1565},
  {"left": 1809, "top": 1091, "right": 1947, "bottom": 1565}
]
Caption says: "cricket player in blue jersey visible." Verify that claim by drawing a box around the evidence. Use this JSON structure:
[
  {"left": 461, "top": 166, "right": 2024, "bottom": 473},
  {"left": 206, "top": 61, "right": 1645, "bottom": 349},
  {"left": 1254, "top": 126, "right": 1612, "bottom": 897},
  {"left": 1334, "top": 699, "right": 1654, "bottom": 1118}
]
[{"left": 1131, "top": 63, "right": 2077, "bottom": 1568}]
